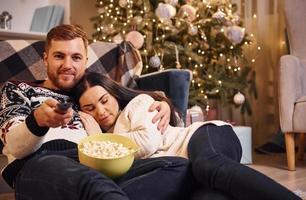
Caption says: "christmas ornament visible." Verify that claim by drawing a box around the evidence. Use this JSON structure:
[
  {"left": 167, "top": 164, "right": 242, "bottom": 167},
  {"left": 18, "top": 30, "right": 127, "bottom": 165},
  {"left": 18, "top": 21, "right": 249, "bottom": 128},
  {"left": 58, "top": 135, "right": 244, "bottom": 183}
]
[
  {"left": 119, "top": 0, "right": 128, "bottom": 8},
  {"left": 209, "top": 0, "right": 228, "bottom": 6},
  {"left": 149, "top": 55, "right": 161, "bottom": 68},
  {"left": 132, "top": 16, "right": 143, "bottom": 25},
  {"left": 175, "top": 45, "right": 182, "bottom": 69},
  {"left": 225, "top": 25, "right": 245, "bottom": 45},
  {"left": 233, "top": 92, "right": 245, "bottom": 105},
  {"left": 212, "top": 10, "right": 226, "bottom": 20},
  {"left": 190, "top": 105, "right": 203, "bottom": 114},
  {"left": 98, "top": 8, "right": 105, "bottom": 14},
  {"left": 232, "top": 14, "right": 240, "bottom": 25},
  {"left": 188, "top": 25, "right": 198, "bottom": 36},
  {"left": 155, "top": 3, "right": 176, "bottom": 21},
  {"left": 178, "top": 4, "right": 197, "bottom": 22},
  {"left": 164, "top": 0, "right": 178, "bottom": 7},
  {"left": 125, "top": 31, "right": 144, "bottom": 49},
  {"left": 113, "top": 34, "right": 124, "bottom": 44}
]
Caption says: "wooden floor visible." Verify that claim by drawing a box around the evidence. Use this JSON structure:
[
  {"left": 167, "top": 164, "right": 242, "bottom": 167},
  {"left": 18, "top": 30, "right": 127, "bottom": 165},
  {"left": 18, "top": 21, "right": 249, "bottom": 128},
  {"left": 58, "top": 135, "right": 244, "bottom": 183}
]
[
  {"left": 0, "top": 152, "right": 305, "bottom": 199},
  {"left": 250, "top": 152, "right": 306, "bottom": 192}
]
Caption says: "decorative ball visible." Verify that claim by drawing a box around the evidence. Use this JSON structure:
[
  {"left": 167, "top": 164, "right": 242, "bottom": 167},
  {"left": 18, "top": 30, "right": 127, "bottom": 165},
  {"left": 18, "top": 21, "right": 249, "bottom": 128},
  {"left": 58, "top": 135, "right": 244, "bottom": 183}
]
[
  {"left": 155, "top": 3, "right": 176, "bottom": 20},
  {"left": 164, "top": 0, "right": 179, "bottom": 6},
  {"left": 209, "top": 0, "right": 228, "bottom": 6},
  {"left": 112, "top": 34, "right": 124, "bottom": 44},
  {"left": 178, "top": 4, "right": 197, "bottom": 22},
  {"left": 188, "top": 25, "right": 198, "bottom": 36},
  {"left": 225, "top": 25, "right": 245, "bottom": 45},
  {"left": 119, "top": 0, "right": 128, "bottom": 8},
  {"left": 233, "top": 92, "right": 245, "bottom": 105},
  {"left": 125, "top": 31, "right": 144, "bottom": 49},
  {"left": 98, "top": 8, "right": 105, "bottom": 14},
  {"left": 190, "top": 105, "right": 203, "bottom": 114},
  {"left": 149, "top": 55, "right": 161, "bottom": 68},
  {"left": 212, "top": 10, "right": 226, "bottom": 19},
  {"left": 232, "top": 14, "right": 240, "bottom": 24},
  {"left": 132, "top": 16, "right": 143, "bottom": 25}
]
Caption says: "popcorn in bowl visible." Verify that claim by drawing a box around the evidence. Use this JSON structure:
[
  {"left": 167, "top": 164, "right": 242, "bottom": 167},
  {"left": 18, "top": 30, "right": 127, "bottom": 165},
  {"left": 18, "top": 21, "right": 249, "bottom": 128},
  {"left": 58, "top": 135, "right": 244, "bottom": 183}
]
[
  {"left": 79, "top": 140, "right": 134, "bottom": 159},
  {"left": 78, "top": 134, "right": 139, "bottom": 178}
]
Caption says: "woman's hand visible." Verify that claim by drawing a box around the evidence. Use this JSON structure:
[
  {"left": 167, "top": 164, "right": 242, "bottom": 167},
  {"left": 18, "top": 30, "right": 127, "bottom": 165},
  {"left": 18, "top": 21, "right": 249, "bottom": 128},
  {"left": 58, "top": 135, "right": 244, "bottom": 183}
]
[
  {"left": 78, "top": 111, "right": 102, "bottom": 135},
  {"left": 148, "top": 101, "right": 170, "bottom": 133}
]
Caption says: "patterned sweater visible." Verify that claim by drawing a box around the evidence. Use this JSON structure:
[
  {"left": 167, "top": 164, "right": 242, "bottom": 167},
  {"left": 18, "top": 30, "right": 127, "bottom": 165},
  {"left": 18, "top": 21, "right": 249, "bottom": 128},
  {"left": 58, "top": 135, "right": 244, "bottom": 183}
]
[
  {"left": 113, "top": 94, "right": 230, "bottom": 159},
  {"left": 0, "top": 80, "right": 88, "bottom": 187}
]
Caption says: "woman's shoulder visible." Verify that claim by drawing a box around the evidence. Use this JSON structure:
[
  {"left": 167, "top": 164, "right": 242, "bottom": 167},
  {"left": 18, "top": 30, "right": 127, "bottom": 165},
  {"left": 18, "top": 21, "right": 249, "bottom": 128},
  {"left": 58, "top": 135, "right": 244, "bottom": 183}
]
[
  {"left": 130, "top": 94, "right": 154, "bottom": 104},
  {"left": 125, "top": 94, "right": 155, "bottom": 110}
]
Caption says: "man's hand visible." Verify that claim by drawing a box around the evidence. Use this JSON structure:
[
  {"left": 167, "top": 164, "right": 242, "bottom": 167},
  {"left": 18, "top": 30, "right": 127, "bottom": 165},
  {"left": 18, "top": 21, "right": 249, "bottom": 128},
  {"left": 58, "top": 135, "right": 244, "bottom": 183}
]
[
  {"left": 34, "top": 99, "right": 73, "bottom": 128},
  {"left": 78, "top": 111, "right": 102, "bottom": 135},
  {"left": 149, "top": 101, "right": 170, "bottom": 133}
]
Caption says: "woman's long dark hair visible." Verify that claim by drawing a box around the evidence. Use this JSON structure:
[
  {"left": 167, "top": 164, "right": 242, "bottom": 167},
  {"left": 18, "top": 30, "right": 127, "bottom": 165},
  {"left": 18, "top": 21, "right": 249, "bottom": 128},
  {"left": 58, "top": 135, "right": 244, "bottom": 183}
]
[{"left": 73, "top": 71, "right": 180, "bottom": 126}]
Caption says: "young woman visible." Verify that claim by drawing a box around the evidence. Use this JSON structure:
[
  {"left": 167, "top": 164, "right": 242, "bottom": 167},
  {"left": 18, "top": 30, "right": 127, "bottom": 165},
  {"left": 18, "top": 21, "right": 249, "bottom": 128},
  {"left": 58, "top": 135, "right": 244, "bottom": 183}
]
[{"left": 73, "top": 72, "right": 301, "bottom": 200}]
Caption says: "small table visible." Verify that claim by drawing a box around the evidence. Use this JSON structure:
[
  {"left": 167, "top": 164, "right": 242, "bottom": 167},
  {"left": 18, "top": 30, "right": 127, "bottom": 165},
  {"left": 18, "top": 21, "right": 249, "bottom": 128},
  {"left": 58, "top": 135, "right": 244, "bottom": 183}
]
[{"left": 232, "top": 126, "right": 253, "bottom": 164}]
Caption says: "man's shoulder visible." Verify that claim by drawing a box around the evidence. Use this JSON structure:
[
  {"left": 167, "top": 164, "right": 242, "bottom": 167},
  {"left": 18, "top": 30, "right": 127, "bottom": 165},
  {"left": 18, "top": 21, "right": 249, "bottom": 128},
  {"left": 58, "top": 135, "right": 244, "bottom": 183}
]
[{"left": 3, "top": 79, "right": 45, "bottom": 89}]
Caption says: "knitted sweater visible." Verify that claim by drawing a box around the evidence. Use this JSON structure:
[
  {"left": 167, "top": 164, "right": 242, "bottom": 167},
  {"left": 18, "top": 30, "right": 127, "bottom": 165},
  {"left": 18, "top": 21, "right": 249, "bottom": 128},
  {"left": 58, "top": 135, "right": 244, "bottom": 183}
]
[
  {"left": 0, "top": 80, "right": 88, "bottom": 187},
  {"left": 113, "top": 94, "right": 230, "bottom": 159}
]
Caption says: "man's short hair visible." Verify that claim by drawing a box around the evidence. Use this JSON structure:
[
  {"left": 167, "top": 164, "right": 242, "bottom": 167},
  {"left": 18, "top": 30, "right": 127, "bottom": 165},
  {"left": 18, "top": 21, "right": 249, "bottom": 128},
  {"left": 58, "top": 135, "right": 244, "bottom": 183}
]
[{"left": 45, "top": 24, "right": 88, "bottom": 52}]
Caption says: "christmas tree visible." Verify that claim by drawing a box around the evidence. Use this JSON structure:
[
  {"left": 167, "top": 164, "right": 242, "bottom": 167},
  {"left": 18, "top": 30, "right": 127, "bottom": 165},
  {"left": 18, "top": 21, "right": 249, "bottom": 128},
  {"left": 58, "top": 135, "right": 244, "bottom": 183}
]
[{"left": 91, "top": 0, "right": 257, "bottom": 115}]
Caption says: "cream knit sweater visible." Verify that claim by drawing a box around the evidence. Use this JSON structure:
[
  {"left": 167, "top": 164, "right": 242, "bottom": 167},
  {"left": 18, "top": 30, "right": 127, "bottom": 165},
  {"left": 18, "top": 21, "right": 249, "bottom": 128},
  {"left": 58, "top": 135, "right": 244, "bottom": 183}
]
[{"left": 113, "top": 94, "right": 230, "bottom": 159}]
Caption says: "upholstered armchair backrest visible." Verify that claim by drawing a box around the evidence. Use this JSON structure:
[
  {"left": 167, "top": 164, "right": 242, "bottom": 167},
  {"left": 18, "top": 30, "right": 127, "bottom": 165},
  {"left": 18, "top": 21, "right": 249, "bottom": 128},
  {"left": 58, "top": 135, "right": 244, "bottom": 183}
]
[{"left": 284, "top": 0, "right": 306, "bottom": 63}]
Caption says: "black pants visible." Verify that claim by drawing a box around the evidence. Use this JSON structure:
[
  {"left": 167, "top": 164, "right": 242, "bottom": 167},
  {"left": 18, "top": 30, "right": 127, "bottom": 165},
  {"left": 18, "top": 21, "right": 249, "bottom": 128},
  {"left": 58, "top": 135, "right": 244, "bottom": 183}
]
[
  {"left": 14, "top": 149, "right": 192, "bottom": 200},
  {"left": 188, "top": 124, "right": 301, "bottom": 200}
]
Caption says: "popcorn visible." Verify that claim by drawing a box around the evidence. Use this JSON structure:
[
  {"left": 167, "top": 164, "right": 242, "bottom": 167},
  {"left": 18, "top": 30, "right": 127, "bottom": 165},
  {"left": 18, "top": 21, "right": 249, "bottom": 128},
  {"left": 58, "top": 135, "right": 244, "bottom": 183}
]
[{"left": 79, "top": 140, "right": 132, "bottom": 159}]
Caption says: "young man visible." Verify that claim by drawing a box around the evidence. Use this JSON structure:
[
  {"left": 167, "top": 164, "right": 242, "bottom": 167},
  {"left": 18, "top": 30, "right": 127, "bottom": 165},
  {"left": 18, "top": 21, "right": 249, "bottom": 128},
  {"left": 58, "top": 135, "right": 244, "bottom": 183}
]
[{"left": 0, "top": 24, "right": 192, "bottom": 200}]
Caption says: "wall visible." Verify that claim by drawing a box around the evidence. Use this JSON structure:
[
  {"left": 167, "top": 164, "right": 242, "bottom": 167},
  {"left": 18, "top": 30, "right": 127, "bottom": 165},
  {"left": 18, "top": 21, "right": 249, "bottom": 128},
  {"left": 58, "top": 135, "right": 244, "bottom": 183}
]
[
  {"left": 0, "top": 0, "right": 70, "bottom": 32},
  {"left": 1, "top": 0, "right": 49, "bottom": 32},
  {"left": 70, "top": 0, "right": 96, "bottom": 39}
]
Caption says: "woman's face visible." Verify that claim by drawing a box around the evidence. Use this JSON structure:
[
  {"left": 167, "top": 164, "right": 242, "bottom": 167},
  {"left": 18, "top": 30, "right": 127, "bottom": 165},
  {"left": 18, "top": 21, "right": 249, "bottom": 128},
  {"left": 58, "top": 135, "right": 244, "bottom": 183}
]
[{"left": 79, "top": 85, "right": 120, "bottom": 131}]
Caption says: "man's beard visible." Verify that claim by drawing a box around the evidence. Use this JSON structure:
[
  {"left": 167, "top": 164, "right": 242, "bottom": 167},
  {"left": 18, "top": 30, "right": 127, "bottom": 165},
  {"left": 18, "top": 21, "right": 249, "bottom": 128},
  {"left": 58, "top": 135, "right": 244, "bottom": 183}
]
[{"left": 49, "top": 74, "right": 79, "bottom": 91}]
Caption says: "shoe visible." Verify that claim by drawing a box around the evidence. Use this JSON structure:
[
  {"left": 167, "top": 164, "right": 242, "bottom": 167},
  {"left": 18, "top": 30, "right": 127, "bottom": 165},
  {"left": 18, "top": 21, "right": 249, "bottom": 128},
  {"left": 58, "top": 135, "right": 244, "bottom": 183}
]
[{"left": 254, "top": 142, "right": 285, "bottom": 154}]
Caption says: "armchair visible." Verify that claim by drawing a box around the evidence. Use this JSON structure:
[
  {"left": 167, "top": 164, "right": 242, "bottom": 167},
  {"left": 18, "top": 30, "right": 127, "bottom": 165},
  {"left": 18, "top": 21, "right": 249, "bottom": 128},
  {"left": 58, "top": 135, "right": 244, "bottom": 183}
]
[{"left": 279, "top": 0, "right": 306, "bottom": 171}]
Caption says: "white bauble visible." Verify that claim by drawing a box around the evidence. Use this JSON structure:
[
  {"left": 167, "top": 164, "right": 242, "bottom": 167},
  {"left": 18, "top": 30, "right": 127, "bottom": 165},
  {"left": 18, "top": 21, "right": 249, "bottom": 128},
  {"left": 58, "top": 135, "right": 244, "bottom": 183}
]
[
  {"left": 212, "top": 10, "right": 226, "bottom": 19},
  {"left": 112, "top": 34, "right": 124, "bottom": 44},
  {"left": 233, "top": 92, "right": 245, "bottom": 105},
  {"left": 190, "top": 105, "right": 203, "bottom": 114},
  {"left": 149, "top": 55, "right": 161, "bottom": 68},
  {"left": 188, "top": 25, "right": 198, "bottom": 35},
  {"left": 132, "top": 16, "right": 143, "bottom": 25},
  {"left": 119, "top": 0, "right": 128, "bottom": 8},
  {"left": 125, "top": 31, "right": 144, "bottom": 49},
  {"left": 178, "top": 4, "right": 197, "bottom": 22},
  {"left": 225, "top": 25, "right": 245, "bottom": 45},
  {"left": 155, "top": 3, "right": 176, "bottom": 20},
  {"left": 164, "top": 0, "right": 179, "bottom": 6},
  {"left": 98, "top": 8, "right": 105, "bottom": 14},
  {"left": 209, "top": 0, "right": 228, "bottom": 6},
  {"left": 232, "top": 14, "right": 240, "bottom": 25}
]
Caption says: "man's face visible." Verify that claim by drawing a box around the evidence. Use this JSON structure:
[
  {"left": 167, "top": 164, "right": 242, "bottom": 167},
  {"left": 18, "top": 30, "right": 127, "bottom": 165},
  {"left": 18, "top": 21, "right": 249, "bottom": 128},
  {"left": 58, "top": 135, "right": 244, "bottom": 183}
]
[{"left": 43, "top": 38, "right": 87, "bottom": 91}]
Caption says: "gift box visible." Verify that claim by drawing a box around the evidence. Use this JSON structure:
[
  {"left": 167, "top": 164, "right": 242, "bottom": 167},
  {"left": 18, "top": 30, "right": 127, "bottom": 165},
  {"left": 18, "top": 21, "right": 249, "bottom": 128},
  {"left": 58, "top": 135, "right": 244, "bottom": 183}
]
[{"left": 232, "top": 126, "right": 253, "bottom": 164}]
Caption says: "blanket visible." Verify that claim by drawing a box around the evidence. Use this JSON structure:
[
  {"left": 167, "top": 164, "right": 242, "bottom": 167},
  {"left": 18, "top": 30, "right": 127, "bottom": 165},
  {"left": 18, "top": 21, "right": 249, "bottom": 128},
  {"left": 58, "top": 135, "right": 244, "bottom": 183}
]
[{"left": 0, "top": 40, "right": 143, "bottom": 88}]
